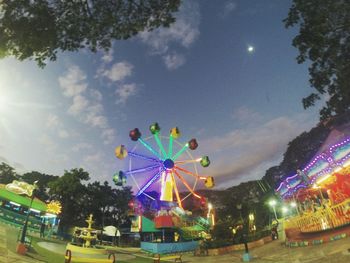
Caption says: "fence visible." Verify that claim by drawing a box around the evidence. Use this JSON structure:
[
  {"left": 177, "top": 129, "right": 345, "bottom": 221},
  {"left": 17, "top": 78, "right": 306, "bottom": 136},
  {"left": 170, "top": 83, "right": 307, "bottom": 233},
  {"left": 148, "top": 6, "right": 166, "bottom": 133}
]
[{"left": 285, "top": 198, "right": 350, "bottom": 233}]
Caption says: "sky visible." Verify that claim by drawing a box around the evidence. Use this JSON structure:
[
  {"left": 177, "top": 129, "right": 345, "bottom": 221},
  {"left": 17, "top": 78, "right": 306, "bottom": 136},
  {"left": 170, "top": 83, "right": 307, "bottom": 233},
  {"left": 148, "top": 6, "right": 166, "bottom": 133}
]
[{"left": 0, "top": 0, "right": 323, "bottom": 191}]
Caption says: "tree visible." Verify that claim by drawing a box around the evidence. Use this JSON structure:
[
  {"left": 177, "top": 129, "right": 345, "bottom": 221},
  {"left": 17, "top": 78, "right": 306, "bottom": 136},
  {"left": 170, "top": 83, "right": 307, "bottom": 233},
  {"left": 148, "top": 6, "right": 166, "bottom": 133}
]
[
  {"left": 85, "top": 181, "right": 115, "bottom": 227},
  {"left": 284, "top": 0, "right": 350, "bottom": 120},
  {"left": 110, "top": 186, "right": 133, "bottom": 227},
  {"left": 0, "top": 162, "right": 17, "bottom": 184},
  {"left": 21, "top": 171, "right": 58, "bottom": 201},
  {"left": 0, "top": 0, "right": 180, "bottom": 67},
  {"left": 48, "top": 168, "right": 90, "bottom": 228}
]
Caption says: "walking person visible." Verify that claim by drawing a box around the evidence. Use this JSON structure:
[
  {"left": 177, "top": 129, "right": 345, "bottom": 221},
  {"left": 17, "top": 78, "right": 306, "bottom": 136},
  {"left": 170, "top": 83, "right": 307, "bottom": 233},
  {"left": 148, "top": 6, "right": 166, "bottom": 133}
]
[{"left": 40, "top": 222, "right": 46, "bottom": 238}]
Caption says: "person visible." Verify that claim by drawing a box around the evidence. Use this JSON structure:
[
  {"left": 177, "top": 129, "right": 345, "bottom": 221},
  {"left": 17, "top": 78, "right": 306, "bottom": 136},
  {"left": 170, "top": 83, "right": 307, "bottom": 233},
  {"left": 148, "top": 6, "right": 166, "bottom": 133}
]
[
  {"left": 40, "top": 222, "right": 46, "bottom": 238},
  {"left": 271, "top": 221, "right": 279, "bottom": 240}
]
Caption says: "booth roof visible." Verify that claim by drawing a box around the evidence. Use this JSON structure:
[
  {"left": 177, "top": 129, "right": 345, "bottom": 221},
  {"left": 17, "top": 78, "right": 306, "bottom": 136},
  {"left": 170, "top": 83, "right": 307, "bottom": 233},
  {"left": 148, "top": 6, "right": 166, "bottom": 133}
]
[{"left": 0, "top": 184, "right": 47, "bottom": 212}]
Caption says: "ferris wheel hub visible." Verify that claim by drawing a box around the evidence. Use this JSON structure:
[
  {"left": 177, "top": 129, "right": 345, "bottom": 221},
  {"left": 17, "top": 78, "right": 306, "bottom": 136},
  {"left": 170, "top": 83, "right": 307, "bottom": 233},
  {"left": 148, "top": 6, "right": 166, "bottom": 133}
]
[{"left": 163, "top": 159, "right": 175, "bottom": 169}]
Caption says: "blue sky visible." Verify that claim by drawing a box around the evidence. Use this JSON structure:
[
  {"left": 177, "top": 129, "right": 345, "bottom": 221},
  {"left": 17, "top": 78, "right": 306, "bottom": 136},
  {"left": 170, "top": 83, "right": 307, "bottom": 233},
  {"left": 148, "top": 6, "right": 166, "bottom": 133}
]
[{"left": 0, "top": 0, "right": 323, "bottom": 190}]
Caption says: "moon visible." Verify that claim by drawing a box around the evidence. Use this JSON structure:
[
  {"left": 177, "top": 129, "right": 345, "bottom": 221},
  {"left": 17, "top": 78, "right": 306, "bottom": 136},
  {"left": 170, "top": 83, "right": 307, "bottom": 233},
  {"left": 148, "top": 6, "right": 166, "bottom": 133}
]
[{"left": 247, "top": 45, "right": 255, "bottom": 53}]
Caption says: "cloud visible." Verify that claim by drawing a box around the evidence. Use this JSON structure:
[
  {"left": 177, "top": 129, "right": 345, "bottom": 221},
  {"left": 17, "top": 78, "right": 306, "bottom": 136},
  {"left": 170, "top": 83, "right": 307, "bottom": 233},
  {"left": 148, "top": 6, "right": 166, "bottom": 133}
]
[
  {"left": 58, "top": 64, "right": 116, "bottom": 145},
  {"left": 85, "top": 104, "right": 108, "bottom": 129},
  {"left": 46, "top": 114, "right": 71, "bottom": 139},
  {"left": 68, "top": 95, "right": 89, "bottom": 116},
  {"left": 101, "top": 129, "right": 116, "bottom": 145},
  {"left": 231, "top": 106, "right": 263, "bottom": 123},
  {"left": 58, "top": 65, "right": 87, "bottom": 97},
  {"left": 201, "top": 113, "right": 317, "bottom": 187},
  {"left": 101, "top": 49, "right": 114, "bottom": 63},
  {"left": 89, "top": 89, "right": 103, "bottom": 102},
  {"left": 221, "top": 1, "right": 237, "bottom": 18},
  {"left": 163, "top": 52, "right": 186, "bottom": 70},
  {"left": 84, "top": 152, "right": 103, "bottom": 164},
  {"left": 46, "top": 114, "right": 61, "bottom": 129},
  {"left": 58, "top": 129, "right": 70, "bottom": 138},
  {"left": 39, "top": 134, "right": 57, "bottom": 153},
  {"left": 100, "top": 61, "right": 133, "bottom": 82},
  {"left": 0, "top": 156, "right": 9, "bottom": 164},
  {"left": 72, "top": 143, "right": 93, "bottom": 152},
  {"left": 139, "top": 1, "right": 200, "bottom": 69},
  {"left": 115, "top": 83, "right": 138, "bottom": 105}
]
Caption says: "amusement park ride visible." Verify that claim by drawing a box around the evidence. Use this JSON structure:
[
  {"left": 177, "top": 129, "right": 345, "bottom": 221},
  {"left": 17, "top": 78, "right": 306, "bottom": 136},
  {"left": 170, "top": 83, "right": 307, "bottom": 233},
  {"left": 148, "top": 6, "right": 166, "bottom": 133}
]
[
  {"left": 276, "top": 137, "right": 350, "bottom": 243},
  {"left": 114, "top": 123, "right": 215, "bottom": 253}
]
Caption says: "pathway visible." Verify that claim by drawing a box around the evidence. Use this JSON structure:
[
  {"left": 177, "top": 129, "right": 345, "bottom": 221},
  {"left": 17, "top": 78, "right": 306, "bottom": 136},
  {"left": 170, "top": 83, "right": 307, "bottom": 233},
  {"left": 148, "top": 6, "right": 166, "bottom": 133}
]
[{"left": 0, "top": 224, "right": 41, "bottom": 263}]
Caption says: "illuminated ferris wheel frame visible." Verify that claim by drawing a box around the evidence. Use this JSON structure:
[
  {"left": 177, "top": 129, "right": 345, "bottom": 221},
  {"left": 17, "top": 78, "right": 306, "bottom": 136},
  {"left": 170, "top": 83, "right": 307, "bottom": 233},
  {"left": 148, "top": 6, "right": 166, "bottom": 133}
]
[{"left": 114, "top": 123, "right": 214, "bottom": 208}]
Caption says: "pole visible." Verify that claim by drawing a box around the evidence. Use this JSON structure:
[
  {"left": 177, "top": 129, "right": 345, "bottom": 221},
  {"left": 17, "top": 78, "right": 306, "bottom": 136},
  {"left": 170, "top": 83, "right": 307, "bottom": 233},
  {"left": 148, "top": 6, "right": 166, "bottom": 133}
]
[
  {"left": 20, "top": 194, "right": 35, "bottom": 244},
  {"left": 272, "top": 206, "right": 277, "bottom": 220}
]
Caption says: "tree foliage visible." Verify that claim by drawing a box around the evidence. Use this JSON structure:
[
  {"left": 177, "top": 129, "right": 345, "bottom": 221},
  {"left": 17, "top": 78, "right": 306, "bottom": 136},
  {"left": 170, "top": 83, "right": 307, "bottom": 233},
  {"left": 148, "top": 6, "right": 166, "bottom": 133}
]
[
  {"left": 21, "top": 171, "right": 58, "bottom": 201},
  {"left": 284, "top": 0, "right": 350, "bottom": 120},
  {"left": 0, "top": 0, "right": 180, "bottom": 67},
  {"left": 48, "top": 168, "right": 90, "bottom": 228},
  {"left": 0, "top": 162, "right": 18, "bottom": 184}
]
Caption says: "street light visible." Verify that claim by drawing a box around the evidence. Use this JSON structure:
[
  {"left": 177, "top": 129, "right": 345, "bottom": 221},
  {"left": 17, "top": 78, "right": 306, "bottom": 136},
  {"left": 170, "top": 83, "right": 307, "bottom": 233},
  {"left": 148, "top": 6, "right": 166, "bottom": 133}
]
[
  {"left": 268, "top": 199, "right": 278, "bottom": 220},
  {"left": 281, "top": 206, "right": 289, "bottom": 215},
  {"left": 17, "top": 180, "right": 38, "bottom": 255}
]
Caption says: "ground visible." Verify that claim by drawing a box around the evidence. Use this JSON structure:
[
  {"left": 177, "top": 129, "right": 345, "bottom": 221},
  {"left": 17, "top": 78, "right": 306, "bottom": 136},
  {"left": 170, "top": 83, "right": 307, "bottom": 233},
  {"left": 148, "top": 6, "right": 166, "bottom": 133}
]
[{"left": 1, "top": 223, "right": 350, "bottom": 263}]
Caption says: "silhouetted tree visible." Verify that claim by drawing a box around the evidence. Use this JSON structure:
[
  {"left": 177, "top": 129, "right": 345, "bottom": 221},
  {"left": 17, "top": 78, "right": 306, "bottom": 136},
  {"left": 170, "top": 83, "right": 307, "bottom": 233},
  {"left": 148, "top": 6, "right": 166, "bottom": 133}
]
[
  {"left": 0, "top": 0, "right": 180, "bottom": 67},
  {"left": 21, "top": 171, "right": 58, "bottom": 201},
  {"left": 48, "top": 168, "right": 90, "bottom": 228},
  {"left": 0, "top": 162, "right": 17, "bottom": 184},
  {"left": 285, "top": 0, "right": 350, "bottom": 120}
]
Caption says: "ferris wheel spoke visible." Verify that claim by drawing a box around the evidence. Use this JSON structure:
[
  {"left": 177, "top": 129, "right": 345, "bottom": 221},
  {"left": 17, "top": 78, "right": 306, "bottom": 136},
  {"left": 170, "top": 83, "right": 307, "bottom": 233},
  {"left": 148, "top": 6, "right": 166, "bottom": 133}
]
[
  {"left": 125, "top": 164, "right": 162, "bottom": 175},
  {"left": 138, "top": 137, "right": 163, "bottom": 160},
  {"left": 175, "top": 158, "right": 201, "bottom": 165},
  {"left": 173, "top": 170, "right": 201, "bottom": 199},
  {"left": 136, "top": 169, "right": 164, "bottom": 197},
  {"left": 168, "top": 134, "right": 174, "bottom": 158},
  {"left": 172, "top": 143, "right": 189, "bottom": 161},
  {"left": 171, "top": 171, "right": 183, "bottom": 208},
  {"left": 174, "top": 165, "right": 206, "bottom": 180},
  {"left": 154, "top": 132, "right": 168, "bottom": 159},
  {"left": 128, "top": 151, "right": 161, "bottom": 163}
]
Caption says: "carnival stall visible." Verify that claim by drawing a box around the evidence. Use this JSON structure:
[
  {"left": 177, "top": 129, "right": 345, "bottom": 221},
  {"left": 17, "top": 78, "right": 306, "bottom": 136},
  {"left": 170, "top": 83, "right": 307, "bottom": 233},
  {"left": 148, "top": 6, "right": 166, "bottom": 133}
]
[{"left": 0, "top": 181, "right": 61, "bottom": 235}]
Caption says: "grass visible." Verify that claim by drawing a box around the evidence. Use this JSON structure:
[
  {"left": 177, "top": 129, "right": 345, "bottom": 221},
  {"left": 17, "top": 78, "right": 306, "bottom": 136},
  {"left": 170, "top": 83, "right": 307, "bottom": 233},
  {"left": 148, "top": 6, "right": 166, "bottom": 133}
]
[
  {"left": 4, "top": 224, "right": 153, "bottom": 263},
  {"left": 5, "top": 225, "right": 65, "bottom": 262},
  {"left": 30, "top": 236, "right": 65, "bottom": 263}
]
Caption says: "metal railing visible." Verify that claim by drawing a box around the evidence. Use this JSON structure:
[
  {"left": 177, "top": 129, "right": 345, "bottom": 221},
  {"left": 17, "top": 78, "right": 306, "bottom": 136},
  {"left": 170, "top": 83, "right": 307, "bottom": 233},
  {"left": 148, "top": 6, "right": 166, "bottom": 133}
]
[{"left": 285, "top": 198, "right": 350, "bottom": 232}]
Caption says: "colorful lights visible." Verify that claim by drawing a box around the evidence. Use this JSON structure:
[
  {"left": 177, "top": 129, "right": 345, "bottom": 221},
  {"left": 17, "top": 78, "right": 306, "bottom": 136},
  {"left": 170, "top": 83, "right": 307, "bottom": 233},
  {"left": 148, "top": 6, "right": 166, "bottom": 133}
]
[
  {"left": 125, "top": 164, "right": 161, "bottom": 175},
  {"left": 138, "top": 138, "right": 162, "bottom": 159},
  {"left": 136, "top": 169, "right": 163, "bottom": 197},
  {"left": 315, "top": 173, "right": 332, "bottom": 185},
  {"left": 277, "top": 136, "right": 350, "bottom": 198},
  {"left": 172, "top": 143, "right": 188, "bottom": 161},
  {"left": 116, "top": 123, "right": 212, "bottom": 209}
]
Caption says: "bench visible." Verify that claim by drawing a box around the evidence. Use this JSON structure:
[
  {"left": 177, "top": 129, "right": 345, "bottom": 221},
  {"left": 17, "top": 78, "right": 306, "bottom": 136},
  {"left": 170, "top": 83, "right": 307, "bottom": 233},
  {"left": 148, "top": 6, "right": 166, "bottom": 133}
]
[
  {"left": 64, "top": 249, "right": 115, "bottom": 263},
  {"left": 152, "top": 253, "right": 182, "bottom": 263}
]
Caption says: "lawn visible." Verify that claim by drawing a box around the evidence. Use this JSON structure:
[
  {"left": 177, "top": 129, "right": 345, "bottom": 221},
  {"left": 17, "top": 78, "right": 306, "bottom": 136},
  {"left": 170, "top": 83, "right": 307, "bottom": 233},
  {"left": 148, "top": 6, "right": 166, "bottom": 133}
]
[{"left": 5, "top": 225, "right": 153, "bottom": 263}]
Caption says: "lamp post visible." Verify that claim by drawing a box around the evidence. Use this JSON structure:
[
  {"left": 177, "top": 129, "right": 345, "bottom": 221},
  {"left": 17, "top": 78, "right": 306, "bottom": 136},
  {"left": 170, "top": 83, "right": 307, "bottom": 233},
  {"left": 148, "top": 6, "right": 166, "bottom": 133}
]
[
  {"left": 269, "top": 199, "right": 278, "bottom": 220},
  {"left": 17, "top": 181, "right": 38, "bottom": 255}
]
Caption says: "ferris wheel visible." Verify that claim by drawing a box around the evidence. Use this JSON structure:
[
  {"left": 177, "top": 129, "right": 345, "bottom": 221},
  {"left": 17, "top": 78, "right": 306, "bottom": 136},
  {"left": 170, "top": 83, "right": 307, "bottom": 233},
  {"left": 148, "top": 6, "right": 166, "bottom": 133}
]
[{"left": 114, "top": 123, "right": 214, "bottom": 208}]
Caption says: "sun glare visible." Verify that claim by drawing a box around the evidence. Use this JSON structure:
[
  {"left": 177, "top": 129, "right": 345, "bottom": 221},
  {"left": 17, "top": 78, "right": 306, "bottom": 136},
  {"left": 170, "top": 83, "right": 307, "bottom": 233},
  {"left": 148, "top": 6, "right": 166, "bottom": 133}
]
[
  {"left": 0, "top": 95, "right": 11, "bottom": 113},
  {"left": 0, "top": 96, "right": 7, "bottom": 110}
]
